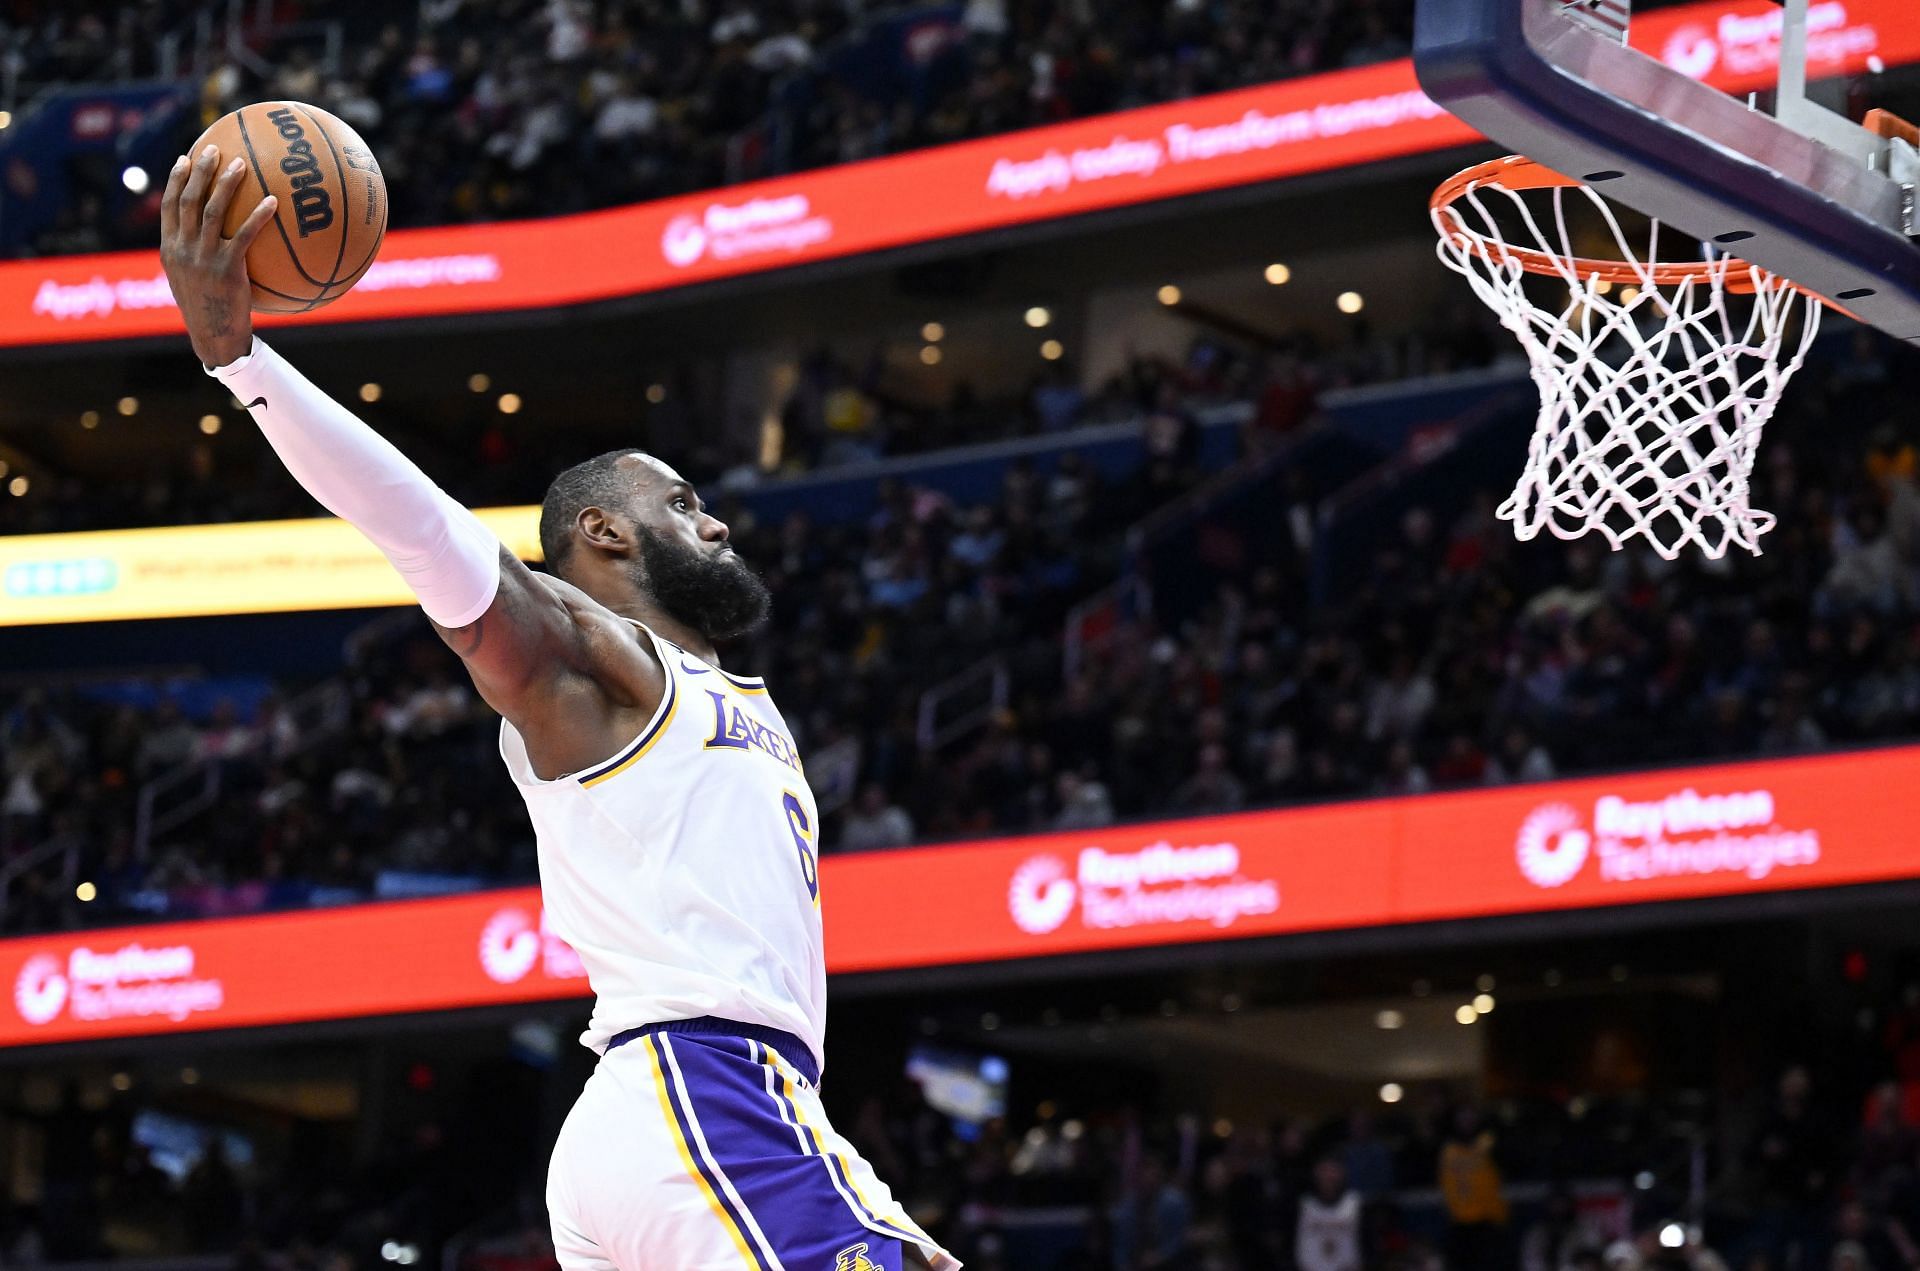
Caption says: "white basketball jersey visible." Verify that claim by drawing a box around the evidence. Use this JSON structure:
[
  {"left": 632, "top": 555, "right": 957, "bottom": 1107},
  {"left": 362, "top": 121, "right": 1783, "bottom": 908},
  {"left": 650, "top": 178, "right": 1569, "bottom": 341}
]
[
  {"left": 1295, "top": 1191, "right": 1362, "bottom": 1271},
  {"left": 498, "top": 621, "right": 827, "bottom": 1070}
]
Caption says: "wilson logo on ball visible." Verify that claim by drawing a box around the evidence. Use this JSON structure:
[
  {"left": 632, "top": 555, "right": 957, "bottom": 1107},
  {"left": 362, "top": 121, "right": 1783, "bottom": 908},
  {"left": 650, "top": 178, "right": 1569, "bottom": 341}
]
[{"left": 264, "top": 107, "right": 335, "bottom": 238}]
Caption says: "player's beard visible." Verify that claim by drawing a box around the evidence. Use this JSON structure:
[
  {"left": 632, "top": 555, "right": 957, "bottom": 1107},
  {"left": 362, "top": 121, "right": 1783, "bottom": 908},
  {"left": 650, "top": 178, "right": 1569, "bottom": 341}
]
[{"left": 633, "top": 526, "right": 772, "bottom": 643}]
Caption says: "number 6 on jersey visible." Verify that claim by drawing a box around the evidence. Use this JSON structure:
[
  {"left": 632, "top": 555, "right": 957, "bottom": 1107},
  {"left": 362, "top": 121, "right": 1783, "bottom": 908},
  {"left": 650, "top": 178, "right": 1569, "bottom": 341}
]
[{"left": 783, "top": 790, "right": 819, "bottom": 904}]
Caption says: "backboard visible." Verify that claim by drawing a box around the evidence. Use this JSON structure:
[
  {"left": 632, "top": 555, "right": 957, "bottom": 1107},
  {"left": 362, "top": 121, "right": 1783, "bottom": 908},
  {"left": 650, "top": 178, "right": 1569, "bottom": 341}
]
[{"left": 1413, "top": 0, "right": 1920, "bottom": 343}]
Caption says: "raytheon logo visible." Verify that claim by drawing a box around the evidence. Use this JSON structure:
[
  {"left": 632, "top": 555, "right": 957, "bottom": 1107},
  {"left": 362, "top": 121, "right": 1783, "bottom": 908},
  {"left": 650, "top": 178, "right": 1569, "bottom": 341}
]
[
  {"left": 15, "top": 955, "right": 67, "bottom": 1025},
  {"left": 1515, "top": 787, "right": 1821, "bottom": 889},
  {"left": 478, "top": 907, "right": 587, "bottom": 985},
  {"left": 1662, "top": 25, "right": 1720, "bottom": 77},
  {"left": 13, "top": 942, "right": 223, "bottom": 1027},
  {"left": 660, "top": 215, "right": 708, "bottom": 267},
  {"left": 1008, "top": 840, "right": 1280, "bottom": 936},
  {"left": 1660, "top": 2, "right": 1877, "bottom": 80},
  {"left": 1009, "top": 856, "right": 1078, "bottom": 934},
  {"left": 1514, "top": 803, "right": 1591, "bottom": 888},
  {"left": 479, "top": 908, "right": 541, "bottom": 983},
  {"left": 659, "top": 195, "right": 833, "bottom": 268}
]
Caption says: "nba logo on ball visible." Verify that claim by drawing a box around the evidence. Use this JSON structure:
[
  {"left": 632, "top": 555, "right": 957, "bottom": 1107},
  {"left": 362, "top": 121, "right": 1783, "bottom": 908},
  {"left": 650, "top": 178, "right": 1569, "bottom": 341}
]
[
  {"left": 1514, "top": 804, "right": 1591, "bottom": 889},
  {"left": 14, "top": 955, "right": 68, "bottom": 1026},
  {"left": 661, "top": 215, "right": 708, "bottom": 267},
  {"left": 478, "top": 908, "right": 542, "bottom": 984},
  {"left": 1008, "top": 855, "right": 1077, "bottom": 934}
]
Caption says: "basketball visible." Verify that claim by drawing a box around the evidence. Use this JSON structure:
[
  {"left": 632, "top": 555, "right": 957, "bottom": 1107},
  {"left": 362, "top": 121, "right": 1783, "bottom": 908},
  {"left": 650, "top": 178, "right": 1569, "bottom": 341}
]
[{"left": 188, "top": 101, "right": 387, "bottom": 314}]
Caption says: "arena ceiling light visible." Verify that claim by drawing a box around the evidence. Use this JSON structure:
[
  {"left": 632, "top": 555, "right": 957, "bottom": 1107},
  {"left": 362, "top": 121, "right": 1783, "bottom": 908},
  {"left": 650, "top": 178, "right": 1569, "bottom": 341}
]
[
  {"left": 921, "top": 321, "right": 945, "bottom": 342},
  {"left": 1023, "top": 306, "right": 1051, "bottom": 328},
  {"left": 1156, "top": 285, "right": 1182, "bottom": 306},
  {"left": 121, "top": 166, "right": 149, "bottom": 194},
  {"left": 1337, "top": 290, "right": 1365, "bottom": 314},
  {"left": 1264, "top": 263, "right": 1292, "bottom": 285}
]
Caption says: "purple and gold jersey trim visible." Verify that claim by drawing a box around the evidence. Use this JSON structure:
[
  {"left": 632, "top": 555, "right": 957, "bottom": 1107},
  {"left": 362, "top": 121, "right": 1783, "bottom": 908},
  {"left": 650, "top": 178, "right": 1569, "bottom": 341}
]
[
  {"left": 632, "top": 1030, "right": 920, "bottom": 1268},
  {"left": 645, "top": 1034, "right": 782, "bottom": 1270},
  {"left": 749, "top": 1042, "right": 922, "bottom": 1245},
  {"left": 715, "top": 666, "right": 767, "bottom": 695},
  {"left": 578, "top": 667, "right": 679, "bottom": 788},
  {"left": 667, "top": 640, "right": 767, "bottom": 695}
]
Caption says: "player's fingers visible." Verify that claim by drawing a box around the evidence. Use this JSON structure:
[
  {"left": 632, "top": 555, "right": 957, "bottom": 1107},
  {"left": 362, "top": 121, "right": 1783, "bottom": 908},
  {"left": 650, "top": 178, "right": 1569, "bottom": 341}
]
[
  {"left": 177, "top": 144, "right": 219, "bottom": 237},
  {"left": 159, "top": 154, "right": 188, "bottom": 244},
  {"left": 200, "top": 157, "right": 249, "bottom": 250},
  {"left": 229, "top": 194, "right": 279, "bottom": 256}
]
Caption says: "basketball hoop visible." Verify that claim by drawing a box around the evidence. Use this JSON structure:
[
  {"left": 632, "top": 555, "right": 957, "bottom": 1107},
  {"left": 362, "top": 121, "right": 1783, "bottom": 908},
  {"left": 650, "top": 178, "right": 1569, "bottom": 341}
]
[{"left": 1431, "top": 156, "right": 1824, "bottom": 560}]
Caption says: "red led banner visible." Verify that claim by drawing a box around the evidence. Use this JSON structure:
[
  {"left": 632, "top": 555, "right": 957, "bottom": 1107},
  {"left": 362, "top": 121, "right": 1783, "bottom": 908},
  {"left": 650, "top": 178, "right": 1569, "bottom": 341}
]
[
  {"left": 0, "top": 0, "right": 1908, "bottom": 348},
  {"left": 2, "top": 743, "right": 1918, "bottom": 1047}
]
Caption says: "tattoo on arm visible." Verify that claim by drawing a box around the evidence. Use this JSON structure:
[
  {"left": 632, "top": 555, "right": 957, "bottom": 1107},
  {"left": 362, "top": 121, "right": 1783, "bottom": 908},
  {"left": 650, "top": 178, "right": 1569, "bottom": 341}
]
[{"left": 201, "top": 296, "right": 233, "bottom": 340}]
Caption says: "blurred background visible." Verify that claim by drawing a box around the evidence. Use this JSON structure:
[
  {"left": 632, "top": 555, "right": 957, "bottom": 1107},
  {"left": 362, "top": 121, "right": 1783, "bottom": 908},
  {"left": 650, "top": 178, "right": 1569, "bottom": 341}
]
[{"left": 4, "top": 2, "right": 1920, "bottom": 1269}]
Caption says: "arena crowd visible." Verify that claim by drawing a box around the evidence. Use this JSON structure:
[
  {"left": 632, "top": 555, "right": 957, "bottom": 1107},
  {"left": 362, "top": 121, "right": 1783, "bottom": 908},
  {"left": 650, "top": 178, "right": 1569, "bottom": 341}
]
[
  {"left": 7, "top": 0, "right": 1418, "bottom": 257},
  {"left": 3, "top": 331, "right": 1918, "bottom": 934},
  {"left": 18, "top": 1057, "right": 1920, "bottom": 1271}
]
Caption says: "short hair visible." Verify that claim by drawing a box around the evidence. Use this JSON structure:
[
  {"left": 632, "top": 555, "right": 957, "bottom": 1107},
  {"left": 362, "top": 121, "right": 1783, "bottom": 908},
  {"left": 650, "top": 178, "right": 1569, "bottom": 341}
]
[{"left": 540, "top": 450, "right": 647, "bottom": 575}]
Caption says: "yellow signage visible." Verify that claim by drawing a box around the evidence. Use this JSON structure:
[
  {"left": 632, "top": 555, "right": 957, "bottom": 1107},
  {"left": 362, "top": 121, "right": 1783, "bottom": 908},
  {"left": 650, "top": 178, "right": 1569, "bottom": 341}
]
[{"left": 0, "top": 507, "right": 542, "bottom": 626}]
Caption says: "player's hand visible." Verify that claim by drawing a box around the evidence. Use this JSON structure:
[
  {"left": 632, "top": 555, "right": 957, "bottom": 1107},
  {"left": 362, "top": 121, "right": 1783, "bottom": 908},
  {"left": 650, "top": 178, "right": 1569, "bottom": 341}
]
[{"left": 159, "top": 144, "right": 278, "bottom": 369}]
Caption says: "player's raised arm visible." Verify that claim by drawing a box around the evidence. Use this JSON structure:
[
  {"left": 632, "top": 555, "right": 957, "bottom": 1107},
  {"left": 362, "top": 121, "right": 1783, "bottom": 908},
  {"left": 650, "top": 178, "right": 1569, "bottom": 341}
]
[{"left": 158, "top": 145, "right": 592, "bottom": 722}]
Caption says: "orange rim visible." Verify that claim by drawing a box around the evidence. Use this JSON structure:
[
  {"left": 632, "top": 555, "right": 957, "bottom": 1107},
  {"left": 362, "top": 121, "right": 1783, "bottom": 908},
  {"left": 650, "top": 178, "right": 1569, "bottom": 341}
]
[{"left": 1432, "top": 155, "right": 1787, "bottom": 295}]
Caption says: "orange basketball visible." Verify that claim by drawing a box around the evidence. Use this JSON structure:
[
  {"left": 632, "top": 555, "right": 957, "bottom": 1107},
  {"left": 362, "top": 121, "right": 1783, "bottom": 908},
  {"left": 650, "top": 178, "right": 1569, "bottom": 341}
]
[{"left": 189, "top": 102, "right": 387, "bottom": 314}]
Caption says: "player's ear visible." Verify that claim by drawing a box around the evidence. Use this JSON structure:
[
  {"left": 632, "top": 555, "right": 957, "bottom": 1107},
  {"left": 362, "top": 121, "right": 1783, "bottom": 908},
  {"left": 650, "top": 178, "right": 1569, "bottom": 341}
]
[{"left": 575, "top": 506, "right": 630, "bottom": 556}]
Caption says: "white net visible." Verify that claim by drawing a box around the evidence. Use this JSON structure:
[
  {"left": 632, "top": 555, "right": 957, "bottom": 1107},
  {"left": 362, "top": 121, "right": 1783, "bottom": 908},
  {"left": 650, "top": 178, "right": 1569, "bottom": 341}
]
[{"left": 1433, "top": 162, "right": 1822, "bottom": 559}]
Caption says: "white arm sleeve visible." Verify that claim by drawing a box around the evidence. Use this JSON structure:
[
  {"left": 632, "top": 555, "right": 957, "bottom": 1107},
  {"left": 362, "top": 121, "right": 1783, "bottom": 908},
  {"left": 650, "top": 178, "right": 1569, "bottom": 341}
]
[{"left": 208, "top": 336, "right": 502, "bottom": 628}]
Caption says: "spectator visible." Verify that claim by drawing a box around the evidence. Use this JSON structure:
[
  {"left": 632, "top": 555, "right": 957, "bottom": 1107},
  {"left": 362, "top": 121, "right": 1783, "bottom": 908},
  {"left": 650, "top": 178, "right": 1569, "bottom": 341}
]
[
  {"left": 1172, "top": 744, "right": 1247, "bottom": 816},
  {"left": 1441, "top": 1106, "right": 1510, "bottom": 1270},
  {"left": 1111, "top": 1152, "right": 1192, "bottom": 1270},
  {"left": 1341, "top": 1110, "right": 1396, "bottom": 1199},
  {"left": 1052, "top": 768, "right": 1116, "bottom": 830},
  {"left": 1487, "top": 728, "right": 1556, "bottom": 785},
  {"left": 135, "top": 699, "right": 201, "bottom": 778},
  {"left": 1745, "top": 1067, "right": 1834, "bottom": 1270},
  {"left": 1296, "top": 1157, "right": 1364, "bottom": 1271},
  {"left": 840, "top": 784, "right": 915, "bottom": 851},
  {"left": 1521, "top": 1190, "right": 1607, "bottom": 1271}
]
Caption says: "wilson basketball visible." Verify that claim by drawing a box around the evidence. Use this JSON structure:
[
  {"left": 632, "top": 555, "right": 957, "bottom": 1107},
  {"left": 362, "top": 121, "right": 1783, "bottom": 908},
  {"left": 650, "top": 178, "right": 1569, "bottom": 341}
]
[{"left": 190, "top": 101, "right": 387, "bottom": 314}]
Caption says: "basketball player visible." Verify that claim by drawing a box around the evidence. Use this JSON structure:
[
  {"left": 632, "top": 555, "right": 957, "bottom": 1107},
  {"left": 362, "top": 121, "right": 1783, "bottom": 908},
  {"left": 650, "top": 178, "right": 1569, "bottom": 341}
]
[{"left": 160, "top": 146, "right": 957, "bottom": 1271}]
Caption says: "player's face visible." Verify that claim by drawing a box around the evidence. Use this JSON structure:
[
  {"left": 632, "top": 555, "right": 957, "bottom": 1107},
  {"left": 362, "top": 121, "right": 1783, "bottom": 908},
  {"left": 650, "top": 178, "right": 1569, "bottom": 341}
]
[
  {"left": 625, "top": 457, "right": 770, "bottom": 642},
  {"left": 627, "top": 455, "right": 733, "bottom": 556}
]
